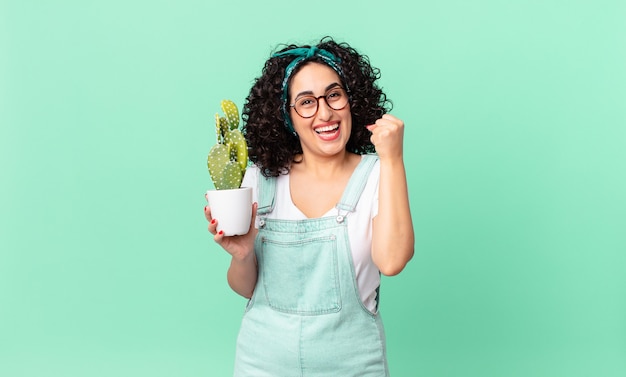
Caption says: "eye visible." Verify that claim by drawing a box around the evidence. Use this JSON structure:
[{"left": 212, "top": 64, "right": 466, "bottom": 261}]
[
  {"left": 297, "top": 97, "right": 316, "bottom": 108},
  {"left": 326, "top": 89, "right": 344, "bottom": 102}
]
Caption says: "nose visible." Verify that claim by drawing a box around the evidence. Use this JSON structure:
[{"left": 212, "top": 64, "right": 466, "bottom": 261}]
[{"left": 316, "top": 96, "right": 332, "bottom": 120}]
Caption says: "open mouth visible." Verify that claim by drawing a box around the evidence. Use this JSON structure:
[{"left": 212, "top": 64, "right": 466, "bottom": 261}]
[{"left": 314, "top": 123, "right": 340, "bottom": 134}]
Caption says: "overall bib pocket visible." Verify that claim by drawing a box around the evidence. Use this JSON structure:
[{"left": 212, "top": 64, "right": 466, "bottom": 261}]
[{"left": 260, "top": 235, "right": 341, "bottom": 315}]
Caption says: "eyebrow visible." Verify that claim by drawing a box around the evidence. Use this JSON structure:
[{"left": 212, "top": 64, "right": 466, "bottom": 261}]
[{"left": 293, "top": 82, "right": 341, "bottom": 99}]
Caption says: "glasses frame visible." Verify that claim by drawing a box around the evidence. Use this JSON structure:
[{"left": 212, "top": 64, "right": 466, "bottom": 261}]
[{"left": 289, "top": 87, "right": 350, "bottom": 119}]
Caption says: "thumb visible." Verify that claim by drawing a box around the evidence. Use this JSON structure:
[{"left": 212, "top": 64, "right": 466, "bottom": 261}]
[
  {"left": 366, "top": 124, "right": 377, "bottom": 132},
  {"left": 248, "top": 202, "right": 258, "bottom": 233}
]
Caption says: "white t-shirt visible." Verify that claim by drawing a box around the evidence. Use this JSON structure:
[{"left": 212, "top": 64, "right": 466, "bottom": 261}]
[{"left": 241, "top": 157, "right": 382, "bottom": 313}]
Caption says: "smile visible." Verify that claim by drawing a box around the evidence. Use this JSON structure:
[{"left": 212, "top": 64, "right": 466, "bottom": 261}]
[{"left": 314, "top": 123, "right": 339, "bottom": 134}]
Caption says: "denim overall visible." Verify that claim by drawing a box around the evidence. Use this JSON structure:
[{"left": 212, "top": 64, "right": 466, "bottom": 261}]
[{"left": 234, "top": 155, "right": 389, "bottom": 377}]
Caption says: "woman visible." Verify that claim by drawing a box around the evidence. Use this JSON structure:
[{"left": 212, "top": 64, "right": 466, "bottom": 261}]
[{"left": 205, "top": 37, "right": 414, "bottom": 376}]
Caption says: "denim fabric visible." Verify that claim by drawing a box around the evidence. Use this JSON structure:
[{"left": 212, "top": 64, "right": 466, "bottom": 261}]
[{"left": 234, "top": 155, "right": 389, "bottom": 377}]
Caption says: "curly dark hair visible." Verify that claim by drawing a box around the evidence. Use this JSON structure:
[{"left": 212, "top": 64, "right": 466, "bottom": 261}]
[{"left": 242, "top": 36, "right": 392, "bottom": 177}]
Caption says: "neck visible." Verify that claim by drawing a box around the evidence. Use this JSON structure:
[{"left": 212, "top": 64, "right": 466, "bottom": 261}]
[{"left": 293, "top": 151, "right": 357, "bottom": 180}]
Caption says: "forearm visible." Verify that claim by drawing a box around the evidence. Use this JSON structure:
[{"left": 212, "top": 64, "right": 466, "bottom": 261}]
[
  {"left": 227, "top": 252, "right": 258, "bottom": 298},
  {"left": 372, "top": 158, "right": 415, "bottom": 275}
]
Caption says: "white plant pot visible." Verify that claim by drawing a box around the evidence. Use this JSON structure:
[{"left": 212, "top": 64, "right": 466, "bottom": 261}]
[{"left": 206, "top": 187, "right": 253, "bottom": 236}]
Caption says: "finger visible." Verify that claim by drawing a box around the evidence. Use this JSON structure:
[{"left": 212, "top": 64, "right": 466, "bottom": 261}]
[
  {"left": 374, "top": 121, "right": 404, "bottom": 139},
  {"left": 374, "top": 118, "right": 394, "bottom": 129},
  {"left": 213, "top": 229, "right": 225, "bottom": 243},
  {"left": 248, "top": 202, "right": 258, "bottom": 233},
  {"left": 382, "top": 113, "right": 399, "bottom": 122},
  {"left": 206, "top": 205, "right": 218, "bottom": 235},
  {"left": 204, "top": 205, "right": 213, "bottom": 222},
  {"left": 376, "top": 114, "right": 402, "bottom": 128},
  {"left": 208, "top": 217, "right": 218, "bottom": 235}
]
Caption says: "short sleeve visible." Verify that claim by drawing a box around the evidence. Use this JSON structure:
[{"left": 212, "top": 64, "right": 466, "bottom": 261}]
[
  {"left": 241, "top": 166, "right": 260, "bottom": 228},
  {"left": 370, "top": 160, "right": 380, "bottom": 219},
  {"left": 241, "top": 165, "right": 259, "bottom": 204}
]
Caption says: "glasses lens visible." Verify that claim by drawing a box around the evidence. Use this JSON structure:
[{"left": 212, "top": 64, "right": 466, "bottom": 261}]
[
  {"left": 295, "top": 96, "right": 318, "bottom": 118},
  {"left": 326, "top": 88, "right": 348, "bottom": 110},
  {"left": 293, "top": 87, "right": 349, "bottom": 118}
]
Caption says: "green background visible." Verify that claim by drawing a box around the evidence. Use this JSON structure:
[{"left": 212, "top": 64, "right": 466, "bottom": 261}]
[{"left": 2, "top": 0, "right": 625, "bottom": 376}]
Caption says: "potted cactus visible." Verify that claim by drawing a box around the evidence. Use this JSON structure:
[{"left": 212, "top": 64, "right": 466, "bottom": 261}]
[{"left": 206, "top": 99, "right": 252, "bottom": 236}]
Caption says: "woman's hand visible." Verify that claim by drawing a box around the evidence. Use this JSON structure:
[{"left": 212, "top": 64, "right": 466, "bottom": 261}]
[
  {"left": 205, "top": 200, "right": 259, "bottom": 298},
  {"left": 204, "top": 201, "right": 258, "bottom": 261},
  {"left": 366, "top": 114, "right": 405, "bottom": 161}
]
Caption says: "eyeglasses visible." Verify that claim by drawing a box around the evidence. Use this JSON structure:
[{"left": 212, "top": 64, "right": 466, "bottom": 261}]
[{"left": 290, "top": 87, "right": 349, "bottom": 119}]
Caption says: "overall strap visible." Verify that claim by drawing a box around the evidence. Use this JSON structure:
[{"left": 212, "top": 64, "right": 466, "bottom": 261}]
[
  {"left": 336, "top": 154, "right": 379, "bottom": 213},
  {"left": 256, "top": 171, "right": 277, "bottom": 216}
]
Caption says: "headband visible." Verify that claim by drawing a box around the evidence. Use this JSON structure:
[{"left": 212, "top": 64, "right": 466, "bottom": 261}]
[{"left": 272, "top": 46, "right": 347, "bottom": 135}]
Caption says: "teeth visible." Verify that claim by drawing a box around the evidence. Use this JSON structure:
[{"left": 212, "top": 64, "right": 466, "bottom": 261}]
[{"left": 315, "top": 124, "right": 339, "bottom": 133}]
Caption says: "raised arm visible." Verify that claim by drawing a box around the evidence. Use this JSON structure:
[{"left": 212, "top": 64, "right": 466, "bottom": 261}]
[{"left": 367, "top": 114, "right": 415, "bottom": 275}]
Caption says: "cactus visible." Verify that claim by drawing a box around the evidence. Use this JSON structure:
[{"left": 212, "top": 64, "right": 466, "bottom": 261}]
[{"left": 207, "top": 100, "right": 249, "bottom": 190}]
